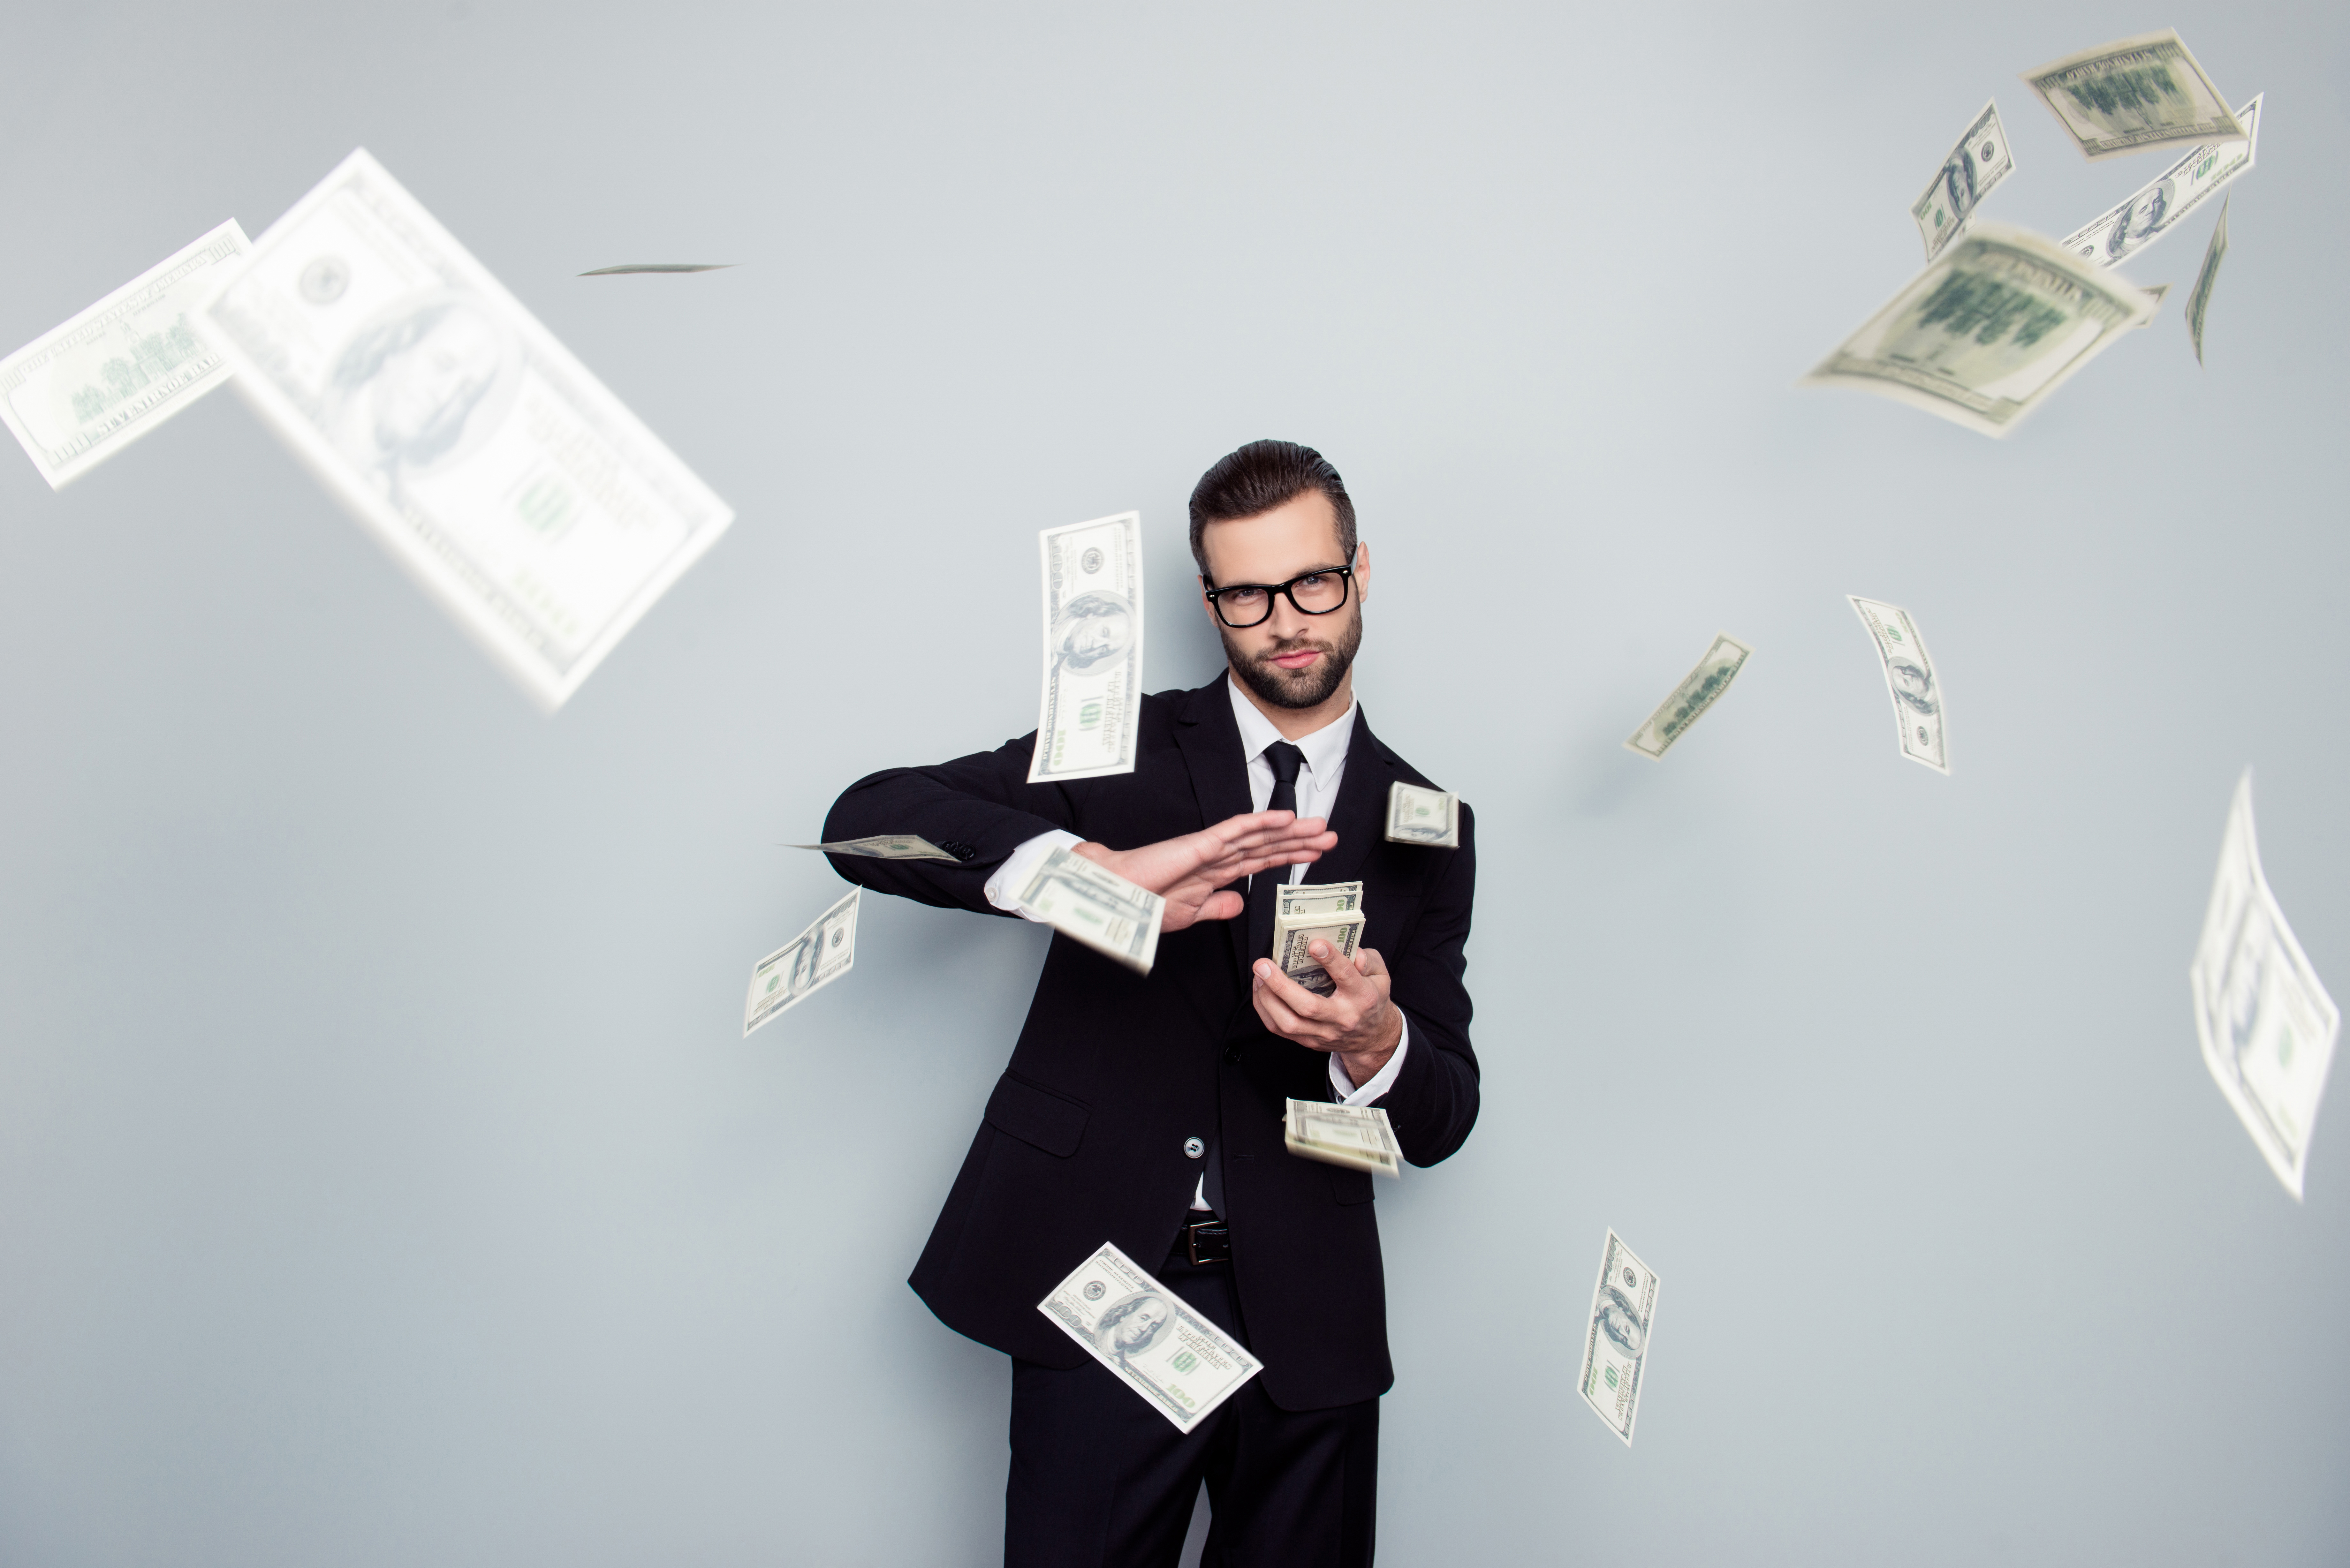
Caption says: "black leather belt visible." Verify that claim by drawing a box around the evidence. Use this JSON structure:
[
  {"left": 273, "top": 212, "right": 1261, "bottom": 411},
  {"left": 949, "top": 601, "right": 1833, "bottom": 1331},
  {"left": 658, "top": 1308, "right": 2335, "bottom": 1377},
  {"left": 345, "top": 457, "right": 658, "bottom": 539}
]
[{"left": 1176, "top": 1213, "right": 1231, "bottom": 1265}]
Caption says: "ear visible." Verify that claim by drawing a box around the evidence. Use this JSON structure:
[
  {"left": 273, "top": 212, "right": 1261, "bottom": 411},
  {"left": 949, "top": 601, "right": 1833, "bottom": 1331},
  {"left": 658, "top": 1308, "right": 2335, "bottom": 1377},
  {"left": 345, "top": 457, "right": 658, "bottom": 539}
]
[{"left": 1353, "top": 541, "right": 1369, "bottom": 603}]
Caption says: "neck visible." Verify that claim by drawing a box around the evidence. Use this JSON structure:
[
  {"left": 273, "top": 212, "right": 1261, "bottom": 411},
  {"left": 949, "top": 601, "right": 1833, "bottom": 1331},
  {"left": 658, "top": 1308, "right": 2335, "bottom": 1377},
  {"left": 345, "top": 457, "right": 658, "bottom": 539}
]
[{"left": 1230, "top": 666, "right": 1354, "bottom": 741}]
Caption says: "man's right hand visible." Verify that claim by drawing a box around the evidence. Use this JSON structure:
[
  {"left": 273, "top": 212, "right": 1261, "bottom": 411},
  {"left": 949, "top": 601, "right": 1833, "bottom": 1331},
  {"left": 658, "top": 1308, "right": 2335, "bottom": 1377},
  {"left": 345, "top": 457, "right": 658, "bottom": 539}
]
[{"left": 1072, "top": 811, "right": 1338, "bottom": 932}]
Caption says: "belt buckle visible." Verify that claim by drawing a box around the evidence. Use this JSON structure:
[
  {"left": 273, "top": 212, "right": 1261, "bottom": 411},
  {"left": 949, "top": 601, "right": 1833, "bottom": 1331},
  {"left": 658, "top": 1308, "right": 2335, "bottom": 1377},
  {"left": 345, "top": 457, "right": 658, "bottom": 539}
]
[{"left": 1185, "top": 1217, "right": 1231, "bottom": 1265}]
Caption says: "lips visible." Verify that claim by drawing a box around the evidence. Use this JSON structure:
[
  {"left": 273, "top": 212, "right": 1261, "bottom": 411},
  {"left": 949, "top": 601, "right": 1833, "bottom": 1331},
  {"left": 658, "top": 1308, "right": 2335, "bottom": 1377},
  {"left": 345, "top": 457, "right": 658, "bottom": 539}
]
[{"left": 1270, "top": 650, "right": 1322, "bottom": 671}]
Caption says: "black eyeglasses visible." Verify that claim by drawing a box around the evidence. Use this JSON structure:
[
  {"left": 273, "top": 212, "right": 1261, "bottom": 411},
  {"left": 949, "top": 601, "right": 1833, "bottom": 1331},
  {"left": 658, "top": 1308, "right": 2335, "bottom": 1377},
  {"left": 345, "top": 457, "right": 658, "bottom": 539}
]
[{"left": 1201, "top": 566, "right": 1354, "bottom": 629}]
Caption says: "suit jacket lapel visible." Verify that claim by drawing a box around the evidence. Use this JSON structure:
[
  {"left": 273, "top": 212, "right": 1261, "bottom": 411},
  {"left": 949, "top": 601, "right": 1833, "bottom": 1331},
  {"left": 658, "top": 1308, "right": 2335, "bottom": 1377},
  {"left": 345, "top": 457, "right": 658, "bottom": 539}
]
[{"left": 1310, "top": 706, "right": 1395, "bottom": 890}]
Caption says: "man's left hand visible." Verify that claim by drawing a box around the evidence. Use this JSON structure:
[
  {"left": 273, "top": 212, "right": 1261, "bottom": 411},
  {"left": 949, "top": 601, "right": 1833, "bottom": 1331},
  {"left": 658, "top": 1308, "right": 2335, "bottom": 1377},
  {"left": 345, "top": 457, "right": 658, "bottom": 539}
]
[{"left": 1250, "top": 943, "right": 1402, "bottom": 1089}]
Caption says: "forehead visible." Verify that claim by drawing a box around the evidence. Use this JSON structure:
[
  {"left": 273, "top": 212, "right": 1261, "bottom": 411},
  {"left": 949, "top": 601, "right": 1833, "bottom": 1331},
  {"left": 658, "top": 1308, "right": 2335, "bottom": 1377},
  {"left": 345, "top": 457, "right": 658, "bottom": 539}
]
[{"left": 1200, "top": 490, "right": 1345, "bottom": 581}]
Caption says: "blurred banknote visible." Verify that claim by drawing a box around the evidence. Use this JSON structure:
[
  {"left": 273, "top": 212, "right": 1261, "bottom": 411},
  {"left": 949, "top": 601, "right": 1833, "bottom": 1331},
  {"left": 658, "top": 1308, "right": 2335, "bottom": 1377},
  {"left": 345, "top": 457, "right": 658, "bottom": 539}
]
[
  {"left": 1037, "top": 1240, "right": 1262, "bottom": 1432},
  {"left": 1016, "top": 846, "right": 1163, "bottom": 973},
  {"left": 1385, "top": 781, "right": 1460, "bottom": 848},
  {"left": 2187, "top": 201, "right": 2230, "bottom": 366},
  {"left": 1272, "top": 889, "right": 1363, "bottom": 997},
  {"left": 1284, "top": 1099, "right": 1401, "bottom": 1177},
  {"left": 202, "top": 149, "right": 734, "bottom": 710},
  {"left": 1802, "top": 224, "right": 2154, "bottom": 437},
  {"left": 2188, "top": 772, "right": 2337, "bottom": 1199},
  {"left": 1029, "top": 512, "right": 1142, "bottom": 782},
  {"left": 0, "top": 220, "right": 250, "bottom": 489},
  {"left": 1912, "top": 101, "right": 2014, "bottom": 263},
  {"left": 577, "top": 264, "right": 734, "bottom": 275},
  {"left": 2022, "top": 30, "right": 2243, "bottom": 161},
  {"left": 1578, "top": 1229, "right": 1661, "bottom": 1446},
  {"left": 787, "top": 835, "right": 962, "bottom": 862},
  {"left": 2061, "top": 95, "right": 2259, "bottom": 269},
  {"left": 1846, "top": 597, "right": 1947, "bottom": 773},
  {"left": 2134, "top": 283, "right": 2172, "bottom": 324},
  {"left": 743, "top": 889, "right": 859, "bottom": 1037},
  {"left": 1626, "top": 633, "right": 1751, "bottom": 759}
]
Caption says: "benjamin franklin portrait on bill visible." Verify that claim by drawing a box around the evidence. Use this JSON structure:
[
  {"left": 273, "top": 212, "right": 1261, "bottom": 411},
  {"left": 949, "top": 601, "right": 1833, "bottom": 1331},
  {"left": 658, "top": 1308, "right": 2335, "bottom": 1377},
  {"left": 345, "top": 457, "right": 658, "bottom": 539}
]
[
  {"left": 323, "top": 291, "right": 516, "bottom": 503},
  {"left": 1051, "top": 590, "right": 1135, "bottom": 675},
  {"left": 1093, "top": 1291, "right": 1175, "bottom": 1364}
]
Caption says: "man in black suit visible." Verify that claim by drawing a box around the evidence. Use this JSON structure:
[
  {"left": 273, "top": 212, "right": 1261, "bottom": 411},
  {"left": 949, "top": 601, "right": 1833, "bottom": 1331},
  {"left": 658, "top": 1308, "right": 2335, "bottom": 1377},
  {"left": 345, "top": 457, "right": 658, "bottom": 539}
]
[{"left": 822, "top": 440, "right": 1478, "bottom": 1567}]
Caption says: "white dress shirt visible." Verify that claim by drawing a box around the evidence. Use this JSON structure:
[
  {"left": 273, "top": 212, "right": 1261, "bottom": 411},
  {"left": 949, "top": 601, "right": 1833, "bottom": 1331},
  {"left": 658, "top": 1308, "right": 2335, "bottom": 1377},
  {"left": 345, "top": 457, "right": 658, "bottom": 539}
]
[{"left": 982, "top": 673, "right": 1411, "bottom": 1125}]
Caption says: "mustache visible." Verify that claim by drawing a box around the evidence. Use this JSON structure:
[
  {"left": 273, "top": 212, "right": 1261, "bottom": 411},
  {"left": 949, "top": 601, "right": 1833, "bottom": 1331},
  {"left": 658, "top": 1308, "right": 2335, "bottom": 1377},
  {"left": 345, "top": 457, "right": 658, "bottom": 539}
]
[{"left": 1252, "top": 636, "right": 1337, "bottom": 663}]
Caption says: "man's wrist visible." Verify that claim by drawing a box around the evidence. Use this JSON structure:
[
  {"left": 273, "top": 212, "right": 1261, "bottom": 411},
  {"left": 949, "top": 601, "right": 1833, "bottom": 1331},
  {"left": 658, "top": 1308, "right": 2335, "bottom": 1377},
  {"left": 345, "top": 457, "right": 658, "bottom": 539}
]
[{"left": 1335, "top": 1010, "right": 1404, "bottom": 1085}]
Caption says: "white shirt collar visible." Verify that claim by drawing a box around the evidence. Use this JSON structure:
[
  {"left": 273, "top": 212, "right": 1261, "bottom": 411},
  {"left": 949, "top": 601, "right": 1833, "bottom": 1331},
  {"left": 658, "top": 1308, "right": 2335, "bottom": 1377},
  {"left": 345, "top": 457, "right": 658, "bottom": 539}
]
[{"left": 1225, "top": 671, "right": 1355, "bottom": 780}]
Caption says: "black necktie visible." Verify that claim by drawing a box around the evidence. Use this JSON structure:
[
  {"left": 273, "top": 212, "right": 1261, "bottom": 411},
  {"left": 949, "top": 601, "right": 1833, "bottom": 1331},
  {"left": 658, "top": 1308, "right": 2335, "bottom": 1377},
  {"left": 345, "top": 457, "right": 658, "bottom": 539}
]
[{"left": 1247, "top": 741, "right": 1308, "bottom": 966}]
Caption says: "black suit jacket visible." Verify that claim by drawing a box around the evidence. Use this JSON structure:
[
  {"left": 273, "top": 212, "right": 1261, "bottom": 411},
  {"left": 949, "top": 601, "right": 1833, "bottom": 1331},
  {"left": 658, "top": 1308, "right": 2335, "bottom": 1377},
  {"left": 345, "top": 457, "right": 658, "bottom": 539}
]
[{"left": 821, "top": 676, "right": 1479, "bottom": 1409}]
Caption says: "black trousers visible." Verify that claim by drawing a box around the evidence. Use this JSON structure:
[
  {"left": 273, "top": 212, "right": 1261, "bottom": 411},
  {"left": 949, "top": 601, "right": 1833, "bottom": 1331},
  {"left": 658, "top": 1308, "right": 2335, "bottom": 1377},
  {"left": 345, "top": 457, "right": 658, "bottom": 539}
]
[{"left": 1004, "top": 1248, "right": 1379, "bottom": 1568}]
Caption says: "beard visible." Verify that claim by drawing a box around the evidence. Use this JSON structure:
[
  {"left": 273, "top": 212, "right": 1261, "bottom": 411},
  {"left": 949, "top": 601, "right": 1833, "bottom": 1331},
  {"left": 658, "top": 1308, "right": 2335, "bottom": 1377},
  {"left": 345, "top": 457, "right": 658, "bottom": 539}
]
[{"left": 1222, "top": 606, "right": 1362, "bottom": 711}]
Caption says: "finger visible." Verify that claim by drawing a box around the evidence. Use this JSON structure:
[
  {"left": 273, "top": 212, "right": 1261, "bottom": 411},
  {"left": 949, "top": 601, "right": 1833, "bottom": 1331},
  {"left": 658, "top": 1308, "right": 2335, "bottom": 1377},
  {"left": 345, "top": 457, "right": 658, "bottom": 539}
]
[
  {"left": 1351, "top": 946, "right": 1390, "bottom": 980},
  {"left": 1208, "top": 812, "right": 1329, "bottom": 851},
  {"left": 1250, "top": 973, "right": 1321, "bottom": 1041},
  {"left": 1252, "top": 958, "right": 1335, "bottom": 1023},
  {"left": 1313, "top": 938, "right": 1372, "bottom": 993},
  {"left": 1194, "top": 889, "right": 1244, "bottom": 923}
]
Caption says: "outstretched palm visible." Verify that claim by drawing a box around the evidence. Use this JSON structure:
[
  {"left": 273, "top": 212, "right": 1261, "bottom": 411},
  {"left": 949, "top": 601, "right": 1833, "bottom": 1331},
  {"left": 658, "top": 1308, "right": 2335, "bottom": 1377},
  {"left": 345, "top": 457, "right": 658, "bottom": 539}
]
[{"left": 1074, "top": 810, "right": 1339, "bottom": 932}]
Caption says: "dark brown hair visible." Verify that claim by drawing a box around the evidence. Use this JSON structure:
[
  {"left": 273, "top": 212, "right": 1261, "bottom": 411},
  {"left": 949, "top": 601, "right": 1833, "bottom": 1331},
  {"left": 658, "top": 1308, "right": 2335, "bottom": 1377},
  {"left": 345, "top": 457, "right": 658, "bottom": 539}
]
[{"left": 1187, "top": 439, "right": 1357, "bottom": 578}]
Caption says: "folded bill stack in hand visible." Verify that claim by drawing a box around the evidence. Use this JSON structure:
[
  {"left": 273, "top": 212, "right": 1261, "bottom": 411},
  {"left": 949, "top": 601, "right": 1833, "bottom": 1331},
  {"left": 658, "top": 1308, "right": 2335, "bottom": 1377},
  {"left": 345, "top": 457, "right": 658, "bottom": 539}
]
[
  {"left": 1271, "top": 880, "right": 1363, "bottom": 996},
  {"left": 1284, "top": 1099, "right": 1402, "bottom": 1177}
]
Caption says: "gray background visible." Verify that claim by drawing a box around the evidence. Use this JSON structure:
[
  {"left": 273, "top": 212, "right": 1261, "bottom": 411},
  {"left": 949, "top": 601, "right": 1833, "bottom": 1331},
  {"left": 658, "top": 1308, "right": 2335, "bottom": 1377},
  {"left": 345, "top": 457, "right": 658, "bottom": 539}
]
[{"left": 1, "top": 3, "right": 2344, "bottom": 1564}]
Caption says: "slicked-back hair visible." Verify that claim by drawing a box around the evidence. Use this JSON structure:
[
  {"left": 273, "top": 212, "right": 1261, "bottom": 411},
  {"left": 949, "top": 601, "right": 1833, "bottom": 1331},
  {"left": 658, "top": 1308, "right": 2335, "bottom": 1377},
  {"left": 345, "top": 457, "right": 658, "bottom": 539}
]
[{"left": 1187, "top": 439, "right": 1357, "bottom": 579}]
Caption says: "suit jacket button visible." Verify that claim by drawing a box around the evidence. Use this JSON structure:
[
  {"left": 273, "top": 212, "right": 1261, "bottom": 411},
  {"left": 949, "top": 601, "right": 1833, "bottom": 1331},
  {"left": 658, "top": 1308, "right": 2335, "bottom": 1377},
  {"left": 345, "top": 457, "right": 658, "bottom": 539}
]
[
  {"left": 1223, "top": 1044, "right": 1243, "bottom": 1064},
  {"left": 1183, "top": 1137, "right": 1205, "bottom": 1159}
]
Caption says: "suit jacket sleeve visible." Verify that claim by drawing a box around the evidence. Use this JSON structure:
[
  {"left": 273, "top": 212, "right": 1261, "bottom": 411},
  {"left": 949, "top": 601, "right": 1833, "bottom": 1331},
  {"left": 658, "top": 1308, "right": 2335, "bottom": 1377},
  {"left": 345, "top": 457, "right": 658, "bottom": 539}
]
[
  {"left": 820, "top": 732, "right": 1077, "bottom": 915},
  {"left": 1373, "top": 800, "right": 1480, "bottom": 1166}
]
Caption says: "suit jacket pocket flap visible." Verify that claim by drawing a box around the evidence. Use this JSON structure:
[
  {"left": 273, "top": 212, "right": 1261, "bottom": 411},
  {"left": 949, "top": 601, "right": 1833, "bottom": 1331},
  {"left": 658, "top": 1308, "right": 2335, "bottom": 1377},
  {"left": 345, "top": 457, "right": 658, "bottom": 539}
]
[
  {"left": 984, "top": 1073, "right": 1089, "bottom": 1158},
  {"left": 1328, "top": 1165, "right": 1376, "bottom": 1206}
]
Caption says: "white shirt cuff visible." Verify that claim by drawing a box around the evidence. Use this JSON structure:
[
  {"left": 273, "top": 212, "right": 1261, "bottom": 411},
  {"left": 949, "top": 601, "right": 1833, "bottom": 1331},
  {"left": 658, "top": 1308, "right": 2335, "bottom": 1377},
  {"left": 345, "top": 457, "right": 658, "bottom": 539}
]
[
  {"left": 1329, "top": 1017, "right": 1408, "bottom": 1105},
  {"left": 984, "top": 829, "right": 1085, "bottom": 918}
]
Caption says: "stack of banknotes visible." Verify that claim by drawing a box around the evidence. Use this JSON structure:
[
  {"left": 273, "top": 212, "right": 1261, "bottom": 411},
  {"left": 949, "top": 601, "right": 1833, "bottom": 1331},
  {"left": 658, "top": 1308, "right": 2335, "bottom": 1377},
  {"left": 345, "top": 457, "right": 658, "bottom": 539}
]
[
  {"left": 1272, "top": 881, "right": 1363, "bottom": 996},
  {"left": 1384, "top": 782, "right": 1460, "bottom": 848},
  {"left": 1283, "top": 1099, "right": 1402, "bottom": 1177}
]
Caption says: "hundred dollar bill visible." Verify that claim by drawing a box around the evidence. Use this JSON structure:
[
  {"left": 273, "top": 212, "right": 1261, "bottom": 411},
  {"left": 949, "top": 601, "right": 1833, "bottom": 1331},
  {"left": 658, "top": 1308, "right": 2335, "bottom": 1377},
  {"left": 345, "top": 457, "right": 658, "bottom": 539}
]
[
  {"left": 1037, "top": 1240, "right": 1263, "bottom": 1432},
  {"left": 1846, "top": 597, "right": 1948, "bottom": 774},
  {"left": 1278, "top": 880, "right": 1361, "bottom": 918},
  {"left": 2022, "top": 29, "right": 2244, "bottom": 161},
  {"left": 2062, "top": 95, "right": 2259, "bottom": 269},
  {"left": 1802, "top": 224, "right": 2155, "bottom": 437},
  {"left": 0, "top": 220, "right": 250, "bottom": 489},
  {"left": 1029, "top": 512, "right": 1142, "bottom": 782},
  {"left": 1272, "top": 907, "right": 1364, "bottom": 997},
  {"left": 2133, "top": 283, "right": 2172, "bottom": 324},
  {"left": 743, "top": 889, "right": 859, "bottom": 1037},
  {"left": 201, "top": 149, "right": 734, "bottom": 711},
  {"left": 785, "top": 835, "right": 962, "bottom": 862},
  {"left": 2189, "top": 772, "right": 2338, "bottom": 1200},
  {"left": 2187, "top": 200, "right": 2230, "bottom": 367},
  {"left": 1015, "top": 846, "right": 1163, "bottom": 974},
  {"left": 1386, "top": 781, "right": 1460, "bottom": 848},
  {"left": 1912, "top": 101, "right": 2015, "bottom": 263},
  {"left": 1284, "top": 1099, "right": 1401, "bottom": 1177},
  {"left": 1626, "top": 632, "right": 1751, "bottom": 759},
  {"left": 1578, "top": 1229, "right": 1660, "bottom": 1446}
]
